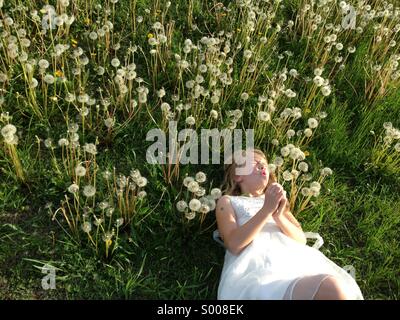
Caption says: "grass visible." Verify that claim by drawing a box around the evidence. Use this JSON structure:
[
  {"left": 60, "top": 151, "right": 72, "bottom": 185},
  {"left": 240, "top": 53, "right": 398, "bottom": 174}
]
[{"left": 1, "top": 0, "right": 400, "bottom": 300}]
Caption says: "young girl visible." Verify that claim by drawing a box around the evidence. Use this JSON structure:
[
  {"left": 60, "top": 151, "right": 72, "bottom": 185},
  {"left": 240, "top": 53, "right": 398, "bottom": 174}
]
[{"left": 216, "top": 148, "right": 364, "bottom": 300}]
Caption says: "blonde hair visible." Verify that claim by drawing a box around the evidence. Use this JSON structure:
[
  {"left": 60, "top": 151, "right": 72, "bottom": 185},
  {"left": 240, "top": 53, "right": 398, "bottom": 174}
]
[{"left": 220, "top": 148, "right": 277, "bottom": 196}]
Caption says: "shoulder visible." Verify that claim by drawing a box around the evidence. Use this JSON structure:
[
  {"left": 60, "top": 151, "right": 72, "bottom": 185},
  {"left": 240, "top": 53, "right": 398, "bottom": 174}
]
[
  {"left": 216, "top": 195, "right": 234, "bottom": 212},
  {"left": 216, "top": 195, "right": 233, "bottom": 206}
]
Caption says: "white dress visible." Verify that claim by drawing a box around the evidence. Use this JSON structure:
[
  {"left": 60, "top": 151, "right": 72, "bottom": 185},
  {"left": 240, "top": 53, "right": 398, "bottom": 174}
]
[{"left": 217, "top": 195, "right": 364, "bottom": 300}]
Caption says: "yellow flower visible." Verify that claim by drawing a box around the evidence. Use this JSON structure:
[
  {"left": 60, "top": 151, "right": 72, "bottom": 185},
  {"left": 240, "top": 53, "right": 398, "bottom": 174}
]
[
  {"left": 106, "top": 239, "right": 112, "bottom": 247},
  {"left": 55, "top": 70, "right": 63, "bottom": 77},
  {"left": 84, "top": 18, "right": 91, "bottom": 25},
  {"left": 147, "top": 33, "right": 154, "bottom": 38},
  {"left": 71, "top": 38, "right": 78, "bottom": 47},
  {"left": 304, "top": 108, "right": 311, "bottom": 114},
  {"left": 237, "top": 28, "right": 241, "bottom": 32},
  {"left": 304, "top": 151, "right": 310, "bottom": 156}
]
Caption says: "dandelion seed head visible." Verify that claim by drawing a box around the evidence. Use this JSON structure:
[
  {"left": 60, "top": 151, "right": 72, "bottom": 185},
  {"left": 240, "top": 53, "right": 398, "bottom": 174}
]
[
  {"left": 1, "top": 124, "right": 17, "bottom": 138},
  {"left": 81, "top": 222, "right": 92, "bottom": 233},
  {"left": 58, "top": 138, "right": 69, "bottom": 147},
  {"left": 137, "top": 190, "right": 147, "bottom": 198},
  {"left": 68, "top": 183, "right": 79, "bottom": 193},
  {"left": 137, "top": 176, "right": 148, "bottom": 187},
  {"left": 195, "top": 171, "right": 207, "bottom": 183},
  {"left": 83, "top": 143, "right": 97, "bottom": 155},
  {"left": 189, "top": 199, "right": 202, "bottom": 212},
  {"left": 176, "top": 200, "right": 188, "bottom": 212},
  {"left": 185, "top": 116, "right": 196, "bottom": 126},
  {"left": 83, "top": 185, "right": 96, "bottom": 197},
  {"left": 75, "top": 165, "right": 86, "bottom": 177},
  {"left": 308, "top": 118, "right": 319, "bottom": 129},
  {"left": 185, "top": 211, "right": 196, "bottom": 220}
]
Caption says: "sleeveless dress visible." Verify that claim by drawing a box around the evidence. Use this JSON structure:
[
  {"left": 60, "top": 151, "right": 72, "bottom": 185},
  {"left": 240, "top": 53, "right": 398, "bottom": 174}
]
[{"left": 217, "top": 195, "right": 364, "bottom": 300}]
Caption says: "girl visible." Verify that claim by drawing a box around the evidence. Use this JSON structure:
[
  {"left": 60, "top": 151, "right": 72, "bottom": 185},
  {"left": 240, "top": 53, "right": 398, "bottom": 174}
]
[{"left": 216, "top": 148, "right": 364, "bottom": 300}]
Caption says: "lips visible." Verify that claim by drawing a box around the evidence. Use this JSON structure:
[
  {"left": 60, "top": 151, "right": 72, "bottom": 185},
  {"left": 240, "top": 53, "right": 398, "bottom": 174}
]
[{"left": 261, "top": 170, "right": 267, "bottom": 176}]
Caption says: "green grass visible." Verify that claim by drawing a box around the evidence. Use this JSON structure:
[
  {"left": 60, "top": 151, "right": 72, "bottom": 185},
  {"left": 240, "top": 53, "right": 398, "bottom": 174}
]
[{"left": 1, "top": 0, "right": 400, "bottom": 300}]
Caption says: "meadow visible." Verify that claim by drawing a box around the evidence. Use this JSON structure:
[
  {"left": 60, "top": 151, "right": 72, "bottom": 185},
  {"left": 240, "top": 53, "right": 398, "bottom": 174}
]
[{"left": 0, "top": 0, "right": 399, "bottom": 299}]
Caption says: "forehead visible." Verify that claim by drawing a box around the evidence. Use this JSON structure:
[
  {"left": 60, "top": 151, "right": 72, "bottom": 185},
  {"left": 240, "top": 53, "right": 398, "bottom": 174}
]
[{"left": 251, "top": 153, "right": 267, "bottom": 162}]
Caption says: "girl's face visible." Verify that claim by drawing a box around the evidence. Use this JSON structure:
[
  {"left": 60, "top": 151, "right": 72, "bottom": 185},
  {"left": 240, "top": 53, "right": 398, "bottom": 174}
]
[{"left": 234, "top": 153, "right": 269, "bottom": 192}]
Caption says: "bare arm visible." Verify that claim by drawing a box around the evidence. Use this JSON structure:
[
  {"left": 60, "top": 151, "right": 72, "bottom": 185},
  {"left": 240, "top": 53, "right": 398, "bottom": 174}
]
[{"left": 216, "top": 196, "right": 275, "bottom": 255}]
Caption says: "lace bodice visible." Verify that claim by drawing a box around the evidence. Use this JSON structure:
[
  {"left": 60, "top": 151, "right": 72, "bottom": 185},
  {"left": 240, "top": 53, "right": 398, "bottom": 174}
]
[{"left": 228, "top": 195, "right": 275, "bottom": 226}]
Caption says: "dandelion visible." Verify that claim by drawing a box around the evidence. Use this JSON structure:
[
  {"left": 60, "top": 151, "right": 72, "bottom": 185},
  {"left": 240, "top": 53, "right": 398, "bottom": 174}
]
[
  {"left": 258, "top": 111, "right": 271, "bottom": 122},
  {"left": 383, "top": 122, "right": 393, "bottom": 130},
  {"left": 97, "top": 66, "right": 105, "bottom": 76},
  {"left": 44, "top": 138, "right": 53, "bottom": 148},
  {"left": 185, "top": 211, "right": 196, "bottom": 220},
  {"left": 137, "top": 190, "right": 147, "bottom": 198},
  {"left": 68, "top": 183, "right": 79, "bottom": 193},
  {"left": 183, "top": 176, "right": 194, "bottom": 187},
  {"left": 304, "top": 128, "right": 313, "bottom": 137},
  {"left": 287, "top": 129, "right": 296, "bottom": 138},
  {"left": 29, "top": 78, "right": 39, "bottom": 88},
  {"left": 68, "top": 123, "right": 79, "bottom": 133},
  {"left": 274, "top": 156, "right": 284, "bottom": 167},
  {"left": 243, "top": 50, "right": 252, "bottom": 59},
  {"left": 289, "top": 69, "right": 298, "bottom": 77},
  {"left": 210, "top": 188, "right": 222, "bottom": 200},
  {"left": 38, "top": 59, "right": 50, "bottom": 69},
  {"left": 301, "top": 187, "right": 311, "bottom": 197},
  {"left": 75, "top": 165, "right": 86, "bottom": 177},
  {"left": 313, "top": 76, "right": 324, "bottom": 86},
  {"left": 308, "top": 118, "right": 319, "bottom": 129},
  {"left": 81, "top": 222, "right": 92, "bottom": 233},
  {"left": 321, "top": 167, "right": 333, "bottom": 176},
  {"left": 298, "top": 162, "right": 309, "bottom": 172},
  {"left": 314, "top": 68, "right": 323, "bottom": 76},
  {"left": 58, "top": 138, "right": 69, "bottom": 147},
  {"left": 394, "top": 143, "right": 400, "bottom": 152},
  {"left": 348, "top": 46, "right": 356, "bottom": 53},
  {"left": 102, "top": 232, "right": 113, "bottom": 242},
  {"left": 44, "top": 74, "right": 55, "bottom": 84},
  {"left": 285, "top": 89, "right": 297, "bottom": 98},
  {"left": 336, "top": 43, "right": 343, "bottom": 50},
  {"left": 185, "top": 116, "right": 195, "bottom": 126},
  {"left": 310, "top": 187, "right": 320, "bottom": 197},
  {"left": 210, "top": 110, "right": 218, "bottom": 120},
  {"left": 104, "top": 117, "right": 115, "bottom": 128},
  {"left": 241, "top": 92, "right": 249, "bottom": 101},
  {"left": 189, "top": 199, "right": 202, "bottom": 211},
  {"left": 310, "top": 181, "right": 321, "bottom": 190},
  {"left": 176, "top": 200, "right": 188, "bottom": 212},
  {"left": 111, "top": 58, "right": 120, "bottom": 68},
  {"left": 98, "top": 201, "right": 109, "bottom": 210},
  {"left": 115, "top": 218, "right": 124, "bottom": 228},
  {"left": 1, "top": 124, "right": 17, "bottom": 138},
  {"left": 283, "top": 170, "right": 293, "bottom": 181},
  {"left": 136, "top": 177, "right": 148, "bottom": 187},
  {"left": 321, "top": 85, "right": 331, "bottom": 96},
  {"left": 200, "top": 204, "right": 211, "bottom": 214},
  {"left": 93, "top": 217, "right": 104, "bottom": 226},
  {"left": 268, "top": 163, "right": 277, "bottom": 173},
  {"left": 188, "top": 181, "right": 200, "bottom": 193},
  {"left": 281, "top": 146, "right": 290, "bottom": 157},
  {"left": 195, "top": 187, "right": 206, "bottom": 197},
  {"left": 83, "top": 185, "right": 96, "bottom": 197},
  {"left": 195, "top": 171, "right": 207, "bottom": 183},
  {"left": 83, "top": 143, "right": 97, "bottom": 155}
]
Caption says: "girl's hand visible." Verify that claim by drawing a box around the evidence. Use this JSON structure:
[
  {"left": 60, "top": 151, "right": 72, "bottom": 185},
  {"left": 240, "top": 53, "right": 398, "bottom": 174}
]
[
  {"left": 272, "top": 197, "right": 288, "bottom": 222},
  {"left": 262, "top": 183, "right": 284, "bottom": 215}
]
